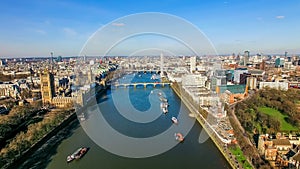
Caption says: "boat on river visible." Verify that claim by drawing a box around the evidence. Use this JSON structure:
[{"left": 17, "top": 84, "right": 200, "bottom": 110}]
[
  {"left": 160, "top": 102, "right": 168, "bottom": 108},
  {"left": 162, "top": 107, "right": 168, "bottom": 114},
  {"left": 171, "top": 116, "right": 178, "bottom": 124},
  {"left": 67, "top": 147, "right": 89, "bottom": 163},
  {"left": 175, "top": 133, "right": 184, "bottom": 142},
  {"left": 160, "top": 97, "right": 168, "bottom": 102},
  {"left": 151, "top": 74, "right": 158, "bottom": 80}
]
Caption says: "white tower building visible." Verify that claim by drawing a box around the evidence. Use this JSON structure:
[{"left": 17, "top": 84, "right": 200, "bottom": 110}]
[
  {"left": 160, "top": 53, "right": 165, "bottom": 78},
  {"left": 190, "top": 56, "right": 196, "bottom": 73}
]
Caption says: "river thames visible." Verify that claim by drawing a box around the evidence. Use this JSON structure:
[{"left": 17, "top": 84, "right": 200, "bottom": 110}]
[{"left": 46, "top": 73, "right": 231, "bottom": 169}]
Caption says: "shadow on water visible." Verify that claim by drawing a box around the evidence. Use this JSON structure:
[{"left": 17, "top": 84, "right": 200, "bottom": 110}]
[
  {"left": 13, "top": 89, "right": 109, "bottom": 169},
  {"left": 96, "top": 97, "right": 108, "bottom": 105},
  {"left": 15, "top": 120, "right": 80, "bottom": 169}
]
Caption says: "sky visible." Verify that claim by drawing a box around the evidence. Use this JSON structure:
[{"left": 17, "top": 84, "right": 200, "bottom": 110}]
[{"left": 0, "top": 0, "right": 300, "bottom": 57}]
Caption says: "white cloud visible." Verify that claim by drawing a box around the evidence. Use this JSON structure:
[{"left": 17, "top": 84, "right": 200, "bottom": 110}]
[
  {"left": 112, "top": 22, "right": 125, "bottom": 27},
  {"left": 276, "top": 15, "right": 285, "bottom": 19},
  {"left": 63, "top": 27, "right": 78, "bottom": 37}
]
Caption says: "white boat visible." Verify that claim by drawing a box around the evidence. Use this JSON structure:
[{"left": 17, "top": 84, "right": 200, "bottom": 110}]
[
  {"left": 78, "top": 113, "right": 86, "bottom": 121},
  {"left": 160, "top": 102, "right": 168, "bottom": 108},
  {"left": 162, "top": 107, "right": 168, "bottom": 114},
  {"left": 175, "top": 133, "right": 184, "bottom": 142},
  {"left": 160, "top": 97, "right": 168, "bottom": 102},
  {"left": 67, "top": 147, "right": 88, "bottom": 163},
  {"left": 171, "top": 116, "right": 178, "bottom": 124},
  {"left": 151, "top": 74, "right": 157, "bottom": 80}
]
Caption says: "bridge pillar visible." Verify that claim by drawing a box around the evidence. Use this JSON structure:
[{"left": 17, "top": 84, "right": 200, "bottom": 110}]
[{"left": 144, "top": 84, "right": 146, "bottom": 88}]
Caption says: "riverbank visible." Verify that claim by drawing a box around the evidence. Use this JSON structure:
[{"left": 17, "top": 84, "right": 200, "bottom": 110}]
[
  {"left": 15, "top": 118, "right": 80, "bottom": 169},
  {"left": 2, "top": 111, "right": 77, "bottom": 169},
  {"left": 170, "top": 83, "right": 236, "bottom": 169},
  {"left": 3, "top": 86, "right": 109, "bottom": 169}
]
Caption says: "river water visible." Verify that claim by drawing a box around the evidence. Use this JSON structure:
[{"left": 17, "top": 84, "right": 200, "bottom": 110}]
[{"left": 46, "top": 73, "right": 231, "bottom": 169}]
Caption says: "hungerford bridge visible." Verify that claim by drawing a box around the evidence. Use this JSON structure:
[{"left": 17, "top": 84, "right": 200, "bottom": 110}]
[{"left": 112, "top": 82, "right": 171, "bottom": 88}]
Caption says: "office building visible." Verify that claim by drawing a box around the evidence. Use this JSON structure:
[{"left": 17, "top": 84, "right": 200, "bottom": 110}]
[
  {"left": 247, "top": 77, "right": 257, "bottom": 90},
  {"left": 190, "top": 56, "right": 196, "bottom": 73},
  {"left": 275, "top": 58, "right": 285, "bottom": 68},
  {"left": 244, "top": 51, "right": 249, "bottom": 66},
  {"left": 233, "top": 68, "right": 248, "bottom": 84}
]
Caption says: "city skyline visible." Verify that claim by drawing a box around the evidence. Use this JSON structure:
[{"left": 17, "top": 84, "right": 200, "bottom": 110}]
[{"left": 1, "top": 0, "right": 300, "bottom": 57}]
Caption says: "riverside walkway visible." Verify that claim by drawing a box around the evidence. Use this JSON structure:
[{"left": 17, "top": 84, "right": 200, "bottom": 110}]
[{"left": 171, "top": 84, "right": 237, "bottom": 169}]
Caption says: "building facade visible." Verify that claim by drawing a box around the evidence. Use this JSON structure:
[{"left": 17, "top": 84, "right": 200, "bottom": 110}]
[
  {"left": 233, "top": 68, "right": 248, "bottom": 84},
  {"left": 182, "top": 74, "right": 207, "bottom": 87},
  {"left": 247, "top": 76, "right": 257, "bottom": 90},
  {"left": 190, "top": 56, "right": 196, "bottom": 73},
  {"left": 40, "top": 71, "right": 55, "bottom": 105},
  {"left": 259, "top": 82, "right": 289, "bottom": 91}
]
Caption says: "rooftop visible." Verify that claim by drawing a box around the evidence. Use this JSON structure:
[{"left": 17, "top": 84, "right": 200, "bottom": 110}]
[
  {"left": 292, "top": 152, "right": 300, "bottom": 162},
  {"left": 218, "top": 85, "right": 246, "bottom": 94},
  {"left": 273, "top": 139, "right": 291, "bottom": 146},
  {"left": 248, "top": 69, "right": 265, "bottom": 76}
]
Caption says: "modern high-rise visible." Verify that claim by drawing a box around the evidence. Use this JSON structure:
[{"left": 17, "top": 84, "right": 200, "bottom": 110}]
[
  {"left": 244, "top": 51, "right": 249, "bottom": 66},
  {"left": 190, "top": 56, "right": 196, "bottom": 73},
  {"left": 247, "top": 77, "right": 257, "bottom": 90},
  {"left": 285, "top": 51, "right": 288, "bottom": 58},
  {"left": 40, "top": 70, "right": 55, "bottom": 105},
  {"left": 275, "top": 58, "right": 285, "bottom": 68},
  {"left": 240, "top": 73, "right": 251, "bottom": 85},
  {"left": 160, "top": 53, "right": 164, "bottom": 77},
  {"left": 88, "top": 66, "right": 93, "bottom": 83},
  {"left": 0, "top": 59, "right": 5, "bottom": 66},
  {"left": 234, "top": 68, "right": 248, "bottom": 84}
]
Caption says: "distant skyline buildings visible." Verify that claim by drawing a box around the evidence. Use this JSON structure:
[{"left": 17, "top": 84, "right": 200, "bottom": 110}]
[
  {"left": 0, "top": 0, "right": 300, "bottom": 57},
  {"left": 0, "top": 51, "right": 298, "bottom": 59}
]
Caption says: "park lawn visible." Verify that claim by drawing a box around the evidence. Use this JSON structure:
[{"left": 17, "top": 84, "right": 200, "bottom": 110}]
[
  {"left": 229, "top": 146, "right": 252, "bottom": 169},
  {"left": 258, "top": 107, "right": 299, "bottom": 131}
]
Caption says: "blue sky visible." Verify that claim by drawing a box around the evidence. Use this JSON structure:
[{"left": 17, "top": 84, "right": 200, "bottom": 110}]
[{"left": 0, "top": 0, "right": 299, "bottom": 57}]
